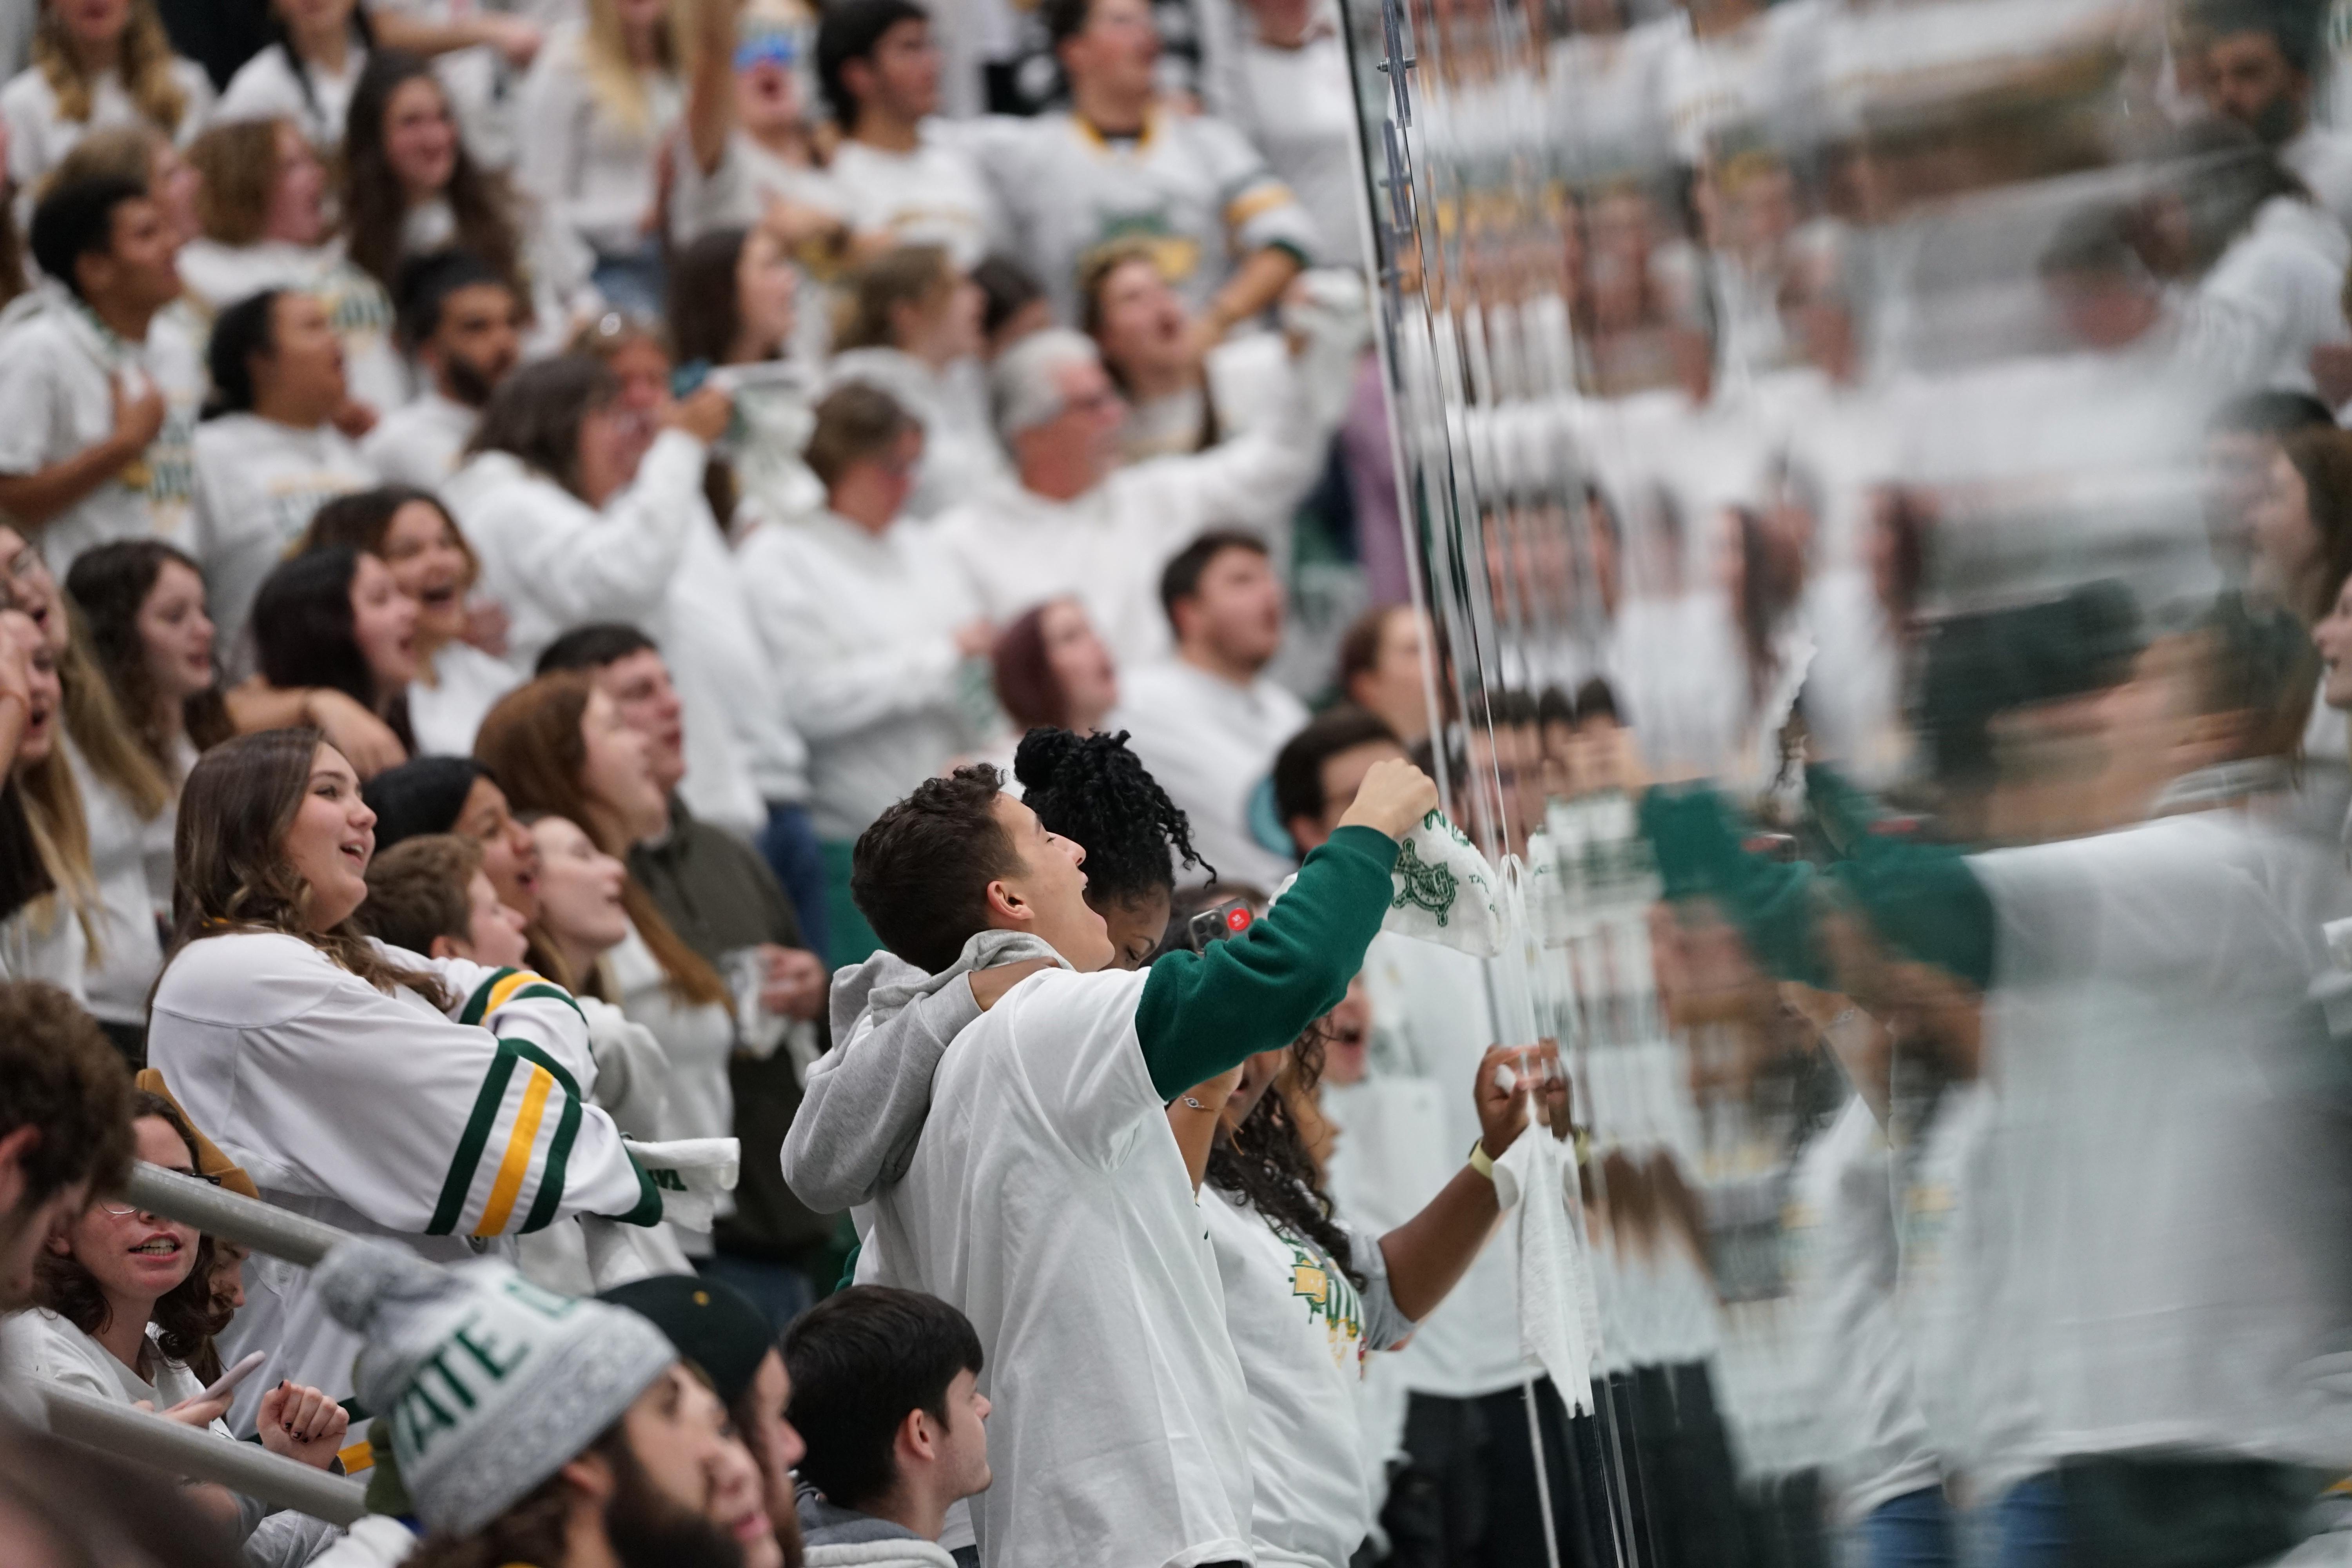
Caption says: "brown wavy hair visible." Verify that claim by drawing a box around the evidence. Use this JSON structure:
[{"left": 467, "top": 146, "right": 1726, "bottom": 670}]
[
  {"left": 163, "top": 728, "right": 454, "bottom": 1011},
  {"left": 187, "top": 117, "right": 287, "bottom": 250},
  {"left": 473, "top": 676, "right": 728, "bottom": 1008},
  {"left": 32, "top": 0, "right": 190, "bottom": 134},
  {"left": 342, "top": 51, "right": 521, "bottom": 295},
  {"left": 64, "top": 539, "right": 236, "bottom": 784},
  {"left": 35, "top": 1091, "right": 218, "bottom": 1365}
]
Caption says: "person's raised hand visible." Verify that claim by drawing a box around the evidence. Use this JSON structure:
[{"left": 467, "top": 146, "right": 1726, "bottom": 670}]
[
  {"left": 758, "top": 944, "right": 829, "bottom": 1022},
  {"left": 1335, "top": 758, "right": 1440, "bottom": 842},
  {"left": 968, "top": 957, "right": 1054, "bottom": 1010},
  {"left": 258, "top": 1380, "right": 350, "bottom": 1470},
  {"left": 1471, "top": 1043, "right": 1532, "bottom": 1160},
  {"left": 485, "top": 14, "right": 543, "bottom": 66},
  {"left": 109, "top": 377, "right": 167, "bottom": 459},
  {"left": 665, "top": 383, "right": 733, "bottom": 444}
]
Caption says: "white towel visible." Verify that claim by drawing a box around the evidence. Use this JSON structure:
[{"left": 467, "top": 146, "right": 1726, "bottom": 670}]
[
  {"left": 1383, "top": 809, "right": 1504, "bottom": 957},
  {"left": 1492, "top": 1129, "right": 1597, "bottom": 1414},
  {"left": 622, "top": 1136, "right": 741, "bottom": 1233}
]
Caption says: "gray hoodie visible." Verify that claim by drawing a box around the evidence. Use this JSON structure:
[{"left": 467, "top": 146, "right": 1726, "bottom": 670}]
[
  {"left": 798, "top": 1491, "right": 961, "bottom": 1568},
  {"left": 779, "top": 934, "right": 1064, "bottom": 1214}
]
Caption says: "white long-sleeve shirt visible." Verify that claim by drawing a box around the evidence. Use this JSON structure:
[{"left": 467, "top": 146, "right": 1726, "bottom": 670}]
[
  {"left": 514, "top": 23, "right": 682, "bottom": 258},
  {"left": 2179, "top": 195, "right": 2352, "bottom": 398},
  {"left": 213, "top": 41, "right": 368, "bottom": 151},
  {"left": 444, "top": 429, "right": 802, "bottom": 827},
  {"left": 739, "top": 510, "right": 982, "bottom": 840},
  {"left": 63, "top": 735, "right": 167, "bottom": 1028},
  {"left": 934, "top": 361, "right": 1323, "bottom": 669},
  {"left": 359, "top": 388, "right": 477, "bottom": 490},
  {"left": 174, "top": 238, "right": 409, "bottom": 416},
  {"left": 1111, "top": 658, "right": 1307, "bottom": 892},
  {"left": 147, "top": 937, "right": 661, "bottom": 1422}
]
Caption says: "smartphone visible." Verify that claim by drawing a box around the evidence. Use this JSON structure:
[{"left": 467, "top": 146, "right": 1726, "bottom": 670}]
[
  {"left": 196, "top": 1350, "right": 267, "bottom": 1405},
  {"left": 1186, "top": 900, "right": 1254, "bottom": 953}
]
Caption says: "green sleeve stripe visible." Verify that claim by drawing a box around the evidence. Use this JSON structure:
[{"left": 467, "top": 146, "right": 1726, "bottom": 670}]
[
  {"left": 502, "top": 1038, "right": 582, "bottom": 1102},
  {"left": 458, "top": 968, "right": 522, "bottom": 1027},
  {"left": 604, "top": 1153, "right": 663, "bottom": 1227},
  {"left": 518, "top": 1092, "right": 582, "bottom": 1234},
  {"left": 510, "top": 983, "right": 584, "bottom": 1021},
  {"left": 427, "top": 1045, "right": 523, "bottom": 1235}
]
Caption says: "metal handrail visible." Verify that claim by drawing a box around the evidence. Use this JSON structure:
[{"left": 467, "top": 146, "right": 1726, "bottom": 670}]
[
  {"left": 122, "top": 1161, "right": 348, "bottom": 1266},
  {"left": 38, "top": 1383, "right": 370, "bottom": 1524}
]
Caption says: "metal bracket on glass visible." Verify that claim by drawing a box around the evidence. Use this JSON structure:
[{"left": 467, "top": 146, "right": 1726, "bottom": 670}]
[{"left": 1377, "top": 0, "right": 1414, "bottom": 126}]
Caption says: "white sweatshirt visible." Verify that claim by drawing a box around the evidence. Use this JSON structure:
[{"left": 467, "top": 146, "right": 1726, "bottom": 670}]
[
  {"left": 1111, "top": 658, "right": 1307, "bottom": 892},
  {"left": 63, "top": 734, "right": 166, "bottom": 1027},
  {"left": 189, "top": 414, "right": 379, "bottom": 663},
  {"left": 737, "top": 510, "right": 981, "bottom": 841},
  {"left": 443, "top": 429, "right": 801, "bottom": 828},
  {"left": 358, "top": 389, "right": 477, "bottom": 491},
  {"left": 147, "top": 937, "right": 661, "bottom": 1423},
  {"left": 933, "top": 359, "right": 1323, "bottom": 669},
  {"left": 515, "top": 22, "right": 683, "bottom": 258},
  {"left": 214, "top": 41, "right": 368, "bottom": 151},
  {"left": 174, "top": 238, "right": 409, "bottom": 416}
]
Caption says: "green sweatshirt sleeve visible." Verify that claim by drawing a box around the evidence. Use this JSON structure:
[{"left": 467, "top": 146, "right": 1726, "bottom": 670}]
[
  {"left": 1639, "top": 784, "right": 1829, "bottom": 987},
  {"left": 1800, "top": 764, "right": 1998, "bottom": 990},
  {"left": 1135, "top": 824, "right": 1400, "bottom": 1101}
]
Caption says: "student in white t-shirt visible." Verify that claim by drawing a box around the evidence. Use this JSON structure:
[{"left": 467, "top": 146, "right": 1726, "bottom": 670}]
[
  {"left": 0, "top": 174, "right": 197, "bottom": 573},
  {"left": 59, "top": 537, "right": 230, "bottom": 915},
  {"left": 0, "top": 1095, "right": 350, "bottom": 1550},
  {"left": 845, "top": 752, "right": 1435, "bottom": 1568},
  {"left": 669, "top": 11, "right": 846, "bottom": 253},
  {"left": 814, "top": 0, "right": 1000, "bottom": 270},
  {"left": 1195, "top": 998, "right": 1566, "bottom": 1568},
  {"left": 180, "top": 116, "right": 408, "bottom": 417},
  {"left": 2, "top": 0, "right": 212, "bottom": 209},
  {"left": 215, "top": 0, "right": 372, "bottom": 152},
  {"left": 189, "top": 287, "right": 379, "bottom": 660},
  {"left": 303, "top": 485, "right": 518, "bottom": 757},
  {"left": 362, "top": 249, "right": 521, "bottom": 488},
  {"left": 517, "top": 0, "right": 732, "bottom": 318}
]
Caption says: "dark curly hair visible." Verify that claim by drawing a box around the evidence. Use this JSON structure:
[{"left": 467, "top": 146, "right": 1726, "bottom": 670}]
[
  {"left": 1204, "top": 1017, "right": 1364, "bottom": 1288},
  {"left": 1013, "top": 727, "right": 1209, "bottom": 908},
  {"left": 36, "top": 1091, "right": 219, "bottom": 1365}
]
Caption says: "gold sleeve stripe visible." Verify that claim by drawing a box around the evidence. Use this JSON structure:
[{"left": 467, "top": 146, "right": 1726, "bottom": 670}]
[
  {"left": 474, "top": 1064, "right": 556, "bottom": 1237},
  {"left": 1224, "top": 184, "right": 1298, "bottom": 229}
]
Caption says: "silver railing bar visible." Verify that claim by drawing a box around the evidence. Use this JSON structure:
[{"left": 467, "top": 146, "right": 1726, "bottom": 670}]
[
  {"left": 38, "top": 1383, "right": 369, "bottom": 1524},
  {"left": 122, "top": 1162, "right": 348, "bottom": 1267}
]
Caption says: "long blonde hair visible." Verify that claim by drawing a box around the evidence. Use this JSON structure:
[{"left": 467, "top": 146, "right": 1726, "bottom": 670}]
[
  {"left": 33, "top": 0, "right": 190, "bottom": 134},
  {"left": 18, "top": 707, "right": 102, "bottom": 960},
  {"left": 581, "top": 0, "right": 682, "bottom": 138}
]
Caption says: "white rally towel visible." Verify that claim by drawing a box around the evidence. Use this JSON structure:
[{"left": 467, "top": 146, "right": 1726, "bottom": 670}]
[
  {"left": 1384, "top": 809, "right": 1504, "bottom": 957},
  {"left": 1491, "top": 1127, "right": 1597, "bottom": 1414},
  {"left": 623, "top": 1136, "right": 740, "bottom": 1233}
]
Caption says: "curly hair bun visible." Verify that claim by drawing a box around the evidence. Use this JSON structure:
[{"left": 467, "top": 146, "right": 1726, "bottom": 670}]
[
  {"left": 1013, "top": 725, "right": 1085, "bottom": 794},
  {"left": 1013, "top": 727, "right": 1212, "bottom": 906}
]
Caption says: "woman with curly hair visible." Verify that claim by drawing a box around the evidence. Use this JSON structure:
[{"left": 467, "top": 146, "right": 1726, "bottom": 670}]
[
  {"left": 0, "top": 1090, "right": 350, "bottom": 1543},
  {"left": 1198, "top": 998, "right": 1567, "bottom": 1568}
]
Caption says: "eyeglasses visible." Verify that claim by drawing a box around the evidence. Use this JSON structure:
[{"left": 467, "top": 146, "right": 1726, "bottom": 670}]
[{"left": 96, "top": 1171, "right": 221, "bottom": 1217}]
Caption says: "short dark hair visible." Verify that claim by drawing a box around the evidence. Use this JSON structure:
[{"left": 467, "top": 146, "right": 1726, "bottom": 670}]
[
  {"left": 1335, "top": 604, "right": 1401, "bottom": 693},
  {"left": 850, "top": 766, "right": 1020, "bottom": 973},
  {"left": 1158, "top": 531, "right": 1270, "bottom": 626},
  {"left": 467, "top": 355, "right": 617, "bottom": 497},
  {"left": 393, "top": 250, "right": 513, "bottom": 353},
  {"left": 807, "top": 382, "right": 916, "bottom": 489},
  {"left": 0, "top": 981, "right": 134, "bottom": 1215},
  {"left": 252, "top": 547, "right": 392, "bottom": 710},
  {"left": 1272, "top": 705, "right": 1399, "bottom": 830},
  {"left": 2190, "top": 0, "right": 2317, "bottom": 76},
  {"left": 535, "top": 622, "right": 659, "bottom": 677},
  {"left": 783, "top": 1286, "right": 984, "bottom": 1514},
  {"left": 1572, "top": 676, "right": 1621, "bottom": 726},
  {"left": 816, "top": 0, "right": 929, "bottom": 128},
  {"left": 972, "top": 254, "right": 1044, "bottom": 339},
  {"left": 2210, "top": 389, "right": 2337, "bottom": 438},
  {"left": 29, "top": 174, "right": 147, "bottom": 302},
  {"left": 359, "top": 834, "right": 484, "bottom": 956},
  {"left": 1042, "top": 0, "right": 1101, "bottom": 49},
  {"left": 202, "top": 289, "right": 282, "bottom": 419}
]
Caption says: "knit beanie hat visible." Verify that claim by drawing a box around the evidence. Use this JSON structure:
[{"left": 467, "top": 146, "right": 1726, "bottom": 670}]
[
  {"left": 314, "top": 1239, "right": 677, "bottom": 1537},
  {"left": 362, "top": 757, "right": 488, "bottom": 851}
]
